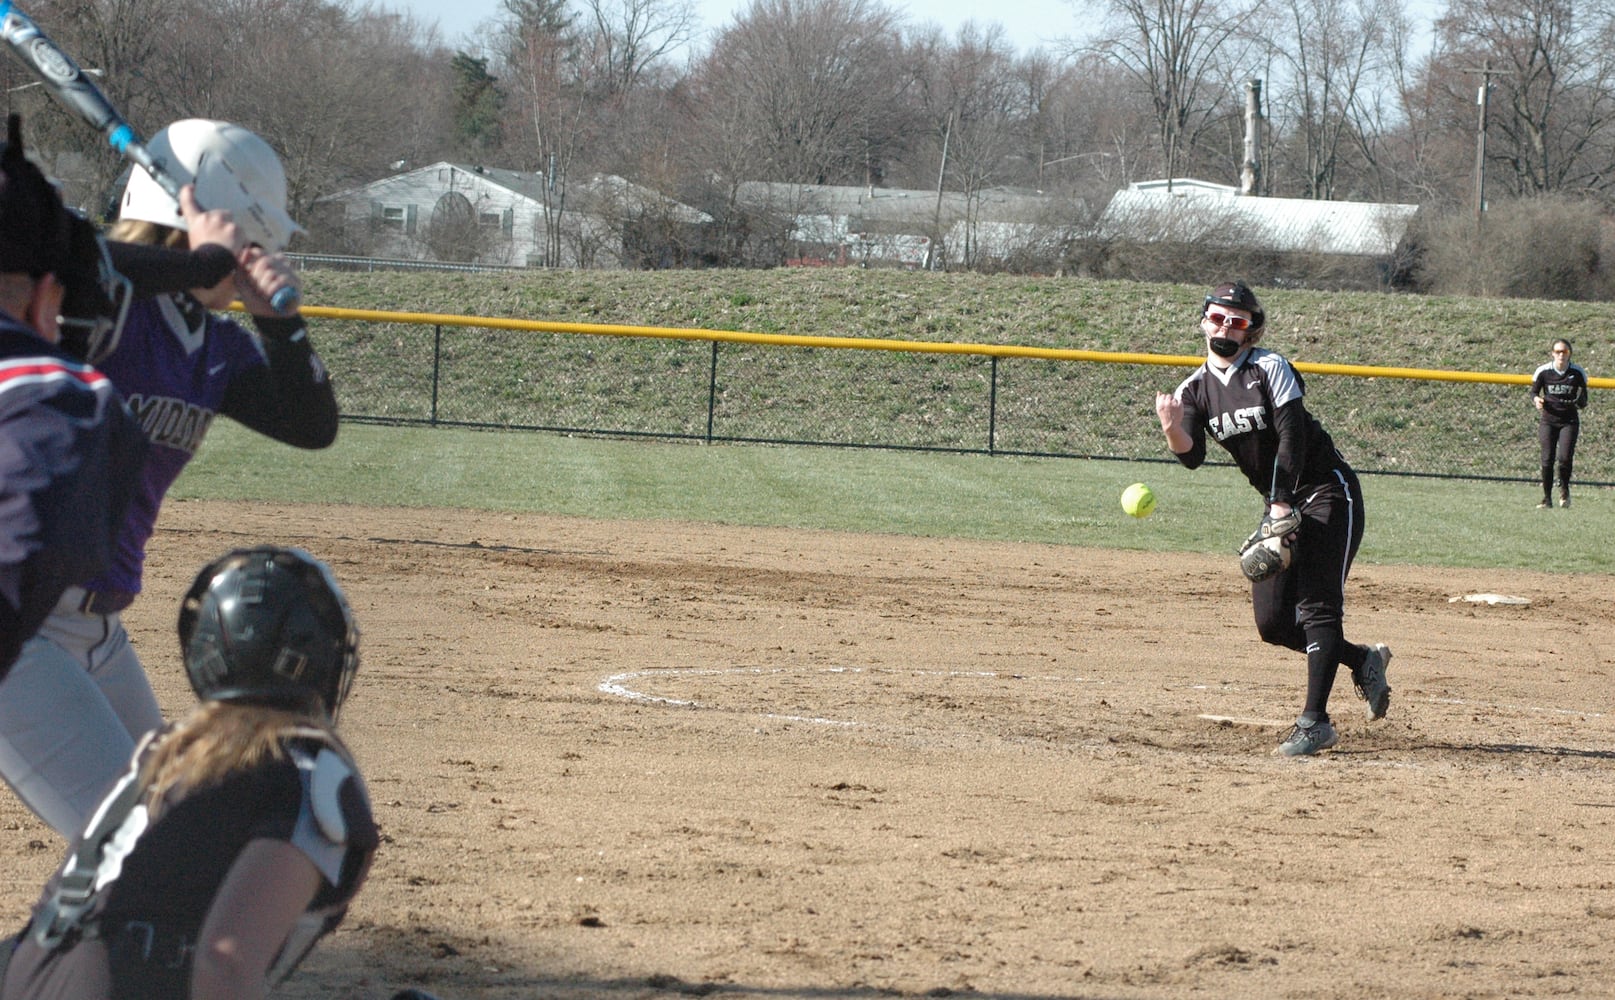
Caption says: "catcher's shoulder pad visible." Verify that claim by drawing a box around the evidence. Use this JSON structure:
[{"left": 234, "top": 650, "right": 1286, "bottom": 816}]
[
  {"left": 309, "top": 746, "right": 362, "bottom": 845},
  {"left": 287, "top": 731, "right": 372, "bottom": 850}
]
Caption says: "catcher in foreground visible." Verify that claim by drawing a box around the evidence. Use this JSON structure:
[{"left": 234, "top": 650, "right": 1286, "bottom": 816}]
[
  {"left": 1153, "top": 281, "right": 1391, "bottom": 757},
  {"left": 0, "top": 547, "right": 375, "bottom": 999}
]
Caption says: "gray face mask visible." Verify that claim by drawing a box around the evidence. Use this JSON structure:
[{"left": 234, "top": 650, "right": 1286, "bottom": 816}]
[{"left": 1209, "top": 336, "right": 1242, "bottom": 358}]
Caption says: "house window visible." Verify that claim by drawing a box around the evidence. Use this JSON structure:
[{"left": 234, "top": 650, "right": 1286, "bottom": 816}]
[
  {"left": 381, "top": 206, "right": 406, "bottom": 230},
  {"left": 479, "top": 212, "right": 502, "bottom": 228}
]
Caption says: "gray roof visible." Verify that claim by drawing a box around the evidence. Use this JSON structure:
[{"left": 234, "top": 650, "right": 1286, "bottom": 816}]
[
  {"left": 732, "top": 181, "right": 1070, "bottom": 227},
  {"left": 323, "top": 162, "right": 712, "bottom": 223},
  {"left": 1097, "top": 179, "right": 1418, "bottom": 257}
]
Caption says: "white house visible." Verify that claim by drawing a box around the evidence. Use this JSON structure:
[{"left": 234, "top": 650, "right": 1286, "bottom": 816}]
[{"left": 318, "top": 162, "right": 712, "bottom": 268}]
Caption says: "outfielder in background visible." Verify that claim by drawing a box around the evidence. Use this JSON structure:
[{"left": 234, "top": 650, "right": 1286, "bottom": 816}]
[
  {"left": 1531, "top": 338, "right": 1588, "bottom": 509},
  {"left": 1153, "top": 281, "right": 1392, "bottom": 757},
  {"left": 0, "top": 119, "right": 339, "bottom": 837},
  {"left": 0, "top": 113, "right": 146, "bottom": 675},
  {"left": 0, "top": 546, "right": 376, "bottom": 1000}
]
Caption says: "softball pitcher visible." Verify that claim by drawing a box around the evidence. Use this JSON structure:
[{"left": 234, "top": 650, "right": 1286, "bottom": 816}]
[{"left": 1154, "top": 281, "right": 1391, "bottom": 757}]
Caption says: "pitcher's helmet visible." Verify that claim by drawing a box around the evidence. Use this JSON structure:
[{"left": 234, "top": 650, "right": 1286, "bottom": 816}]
[
  {"left": 117, "top": 119, "right": 303, "bottom": 252},
  {"left": 178, "top": 547, "right": 359, "bottom": 721},
  {"left": 1203, "top": 281, "right": 1266, "bottom": 344}
]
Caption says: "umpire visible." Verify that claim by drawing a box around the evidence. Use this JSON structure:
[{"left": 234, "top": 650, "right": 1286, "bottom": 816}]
[
  {"left": 0, "top": 114, "right": 145, "bottom": 674},
  {"left": 1154, "top": 281, "right": 1391, "bottom": 757}
]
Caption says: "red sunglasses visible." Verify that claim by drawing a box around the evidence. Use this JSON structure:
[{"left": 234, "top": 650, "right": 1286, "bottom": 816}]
[{"left": 1205, "top": 310, "right": 1252, "bottom": 331}]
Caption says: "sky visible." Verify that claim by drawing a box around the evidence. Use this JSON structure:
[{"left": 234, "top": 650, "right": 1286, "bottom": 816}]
[
  {"left": 383, "top": 0, "right": 1444, "bottom": 64},
  {"left": 383, "top": 0, "right": 1086, "bottom": 59}
]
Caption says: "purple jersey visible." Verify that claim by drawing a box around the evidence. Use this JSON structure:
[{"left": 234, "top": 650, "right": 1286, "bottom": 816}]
[{"left": 82, "top": 294, "right": 337, "bottom": 594}]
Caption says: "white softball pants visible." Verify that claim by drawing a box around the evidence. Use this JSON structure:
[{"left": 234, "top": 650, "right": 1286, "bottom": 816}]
[{"left": 0, "top": 589, "right": 164, "bottom": 837}]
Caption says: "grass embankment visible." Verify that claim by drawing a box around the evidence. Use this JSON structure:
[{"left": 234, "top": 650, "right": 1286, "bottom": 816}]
[{"left": 174, "top": 270, "right": 1614, "bottom": 573}]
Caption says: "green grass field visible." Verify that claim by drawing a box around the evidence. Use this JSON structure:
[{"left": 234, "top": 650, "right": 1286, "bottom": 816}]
[
  {"left": 176, "top": 421, "right": 1611, "bottom": 574},
  {"left": 293, "top": 269, "right": 1615, "bottom": 483},
  {"left": 168, "top": 268, "right": 1613, "bottom": 575}
]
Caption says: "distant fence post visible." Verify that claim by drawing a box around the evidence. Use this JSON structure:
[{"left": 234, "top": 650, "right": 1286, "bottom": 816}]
[
  {"left": 988, "top": 355, "right": 999, "bottom": 455},
  {"left": 431, "top": 324, "right": 442, "bottom": 426},
  {"left": 706, "top": 341, "right": 719, "bottom": 444}
]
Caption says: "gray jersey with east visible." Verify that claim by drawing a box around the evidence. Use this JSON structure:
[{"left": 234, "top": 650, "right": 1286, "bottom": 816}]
[{"left": 1171, "top": 347, "right": 1350, "bottom": 504}]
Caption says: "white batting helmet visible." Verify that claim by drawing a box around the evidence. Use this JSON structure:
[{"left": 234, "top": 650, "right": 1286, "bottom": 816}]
[{"left": 118, "top": 119, "right": 303, "bottom": 252}]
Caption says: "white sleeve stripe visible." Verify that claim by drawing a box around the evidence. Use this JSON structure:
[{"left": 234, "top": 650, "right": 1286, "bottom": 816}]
[{"left": 1256, "top": 351, "right": 1302, "bottom": 408}]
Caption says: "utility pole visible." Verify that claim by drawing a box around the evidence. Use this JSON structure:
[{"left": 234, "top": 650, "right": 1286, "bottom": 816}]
[
  {"left": 927, "top": 111, "right": 952, "bottom": 272},
  {"left": 1465, "top": 61, "right": 1508, "bottom": 236}
]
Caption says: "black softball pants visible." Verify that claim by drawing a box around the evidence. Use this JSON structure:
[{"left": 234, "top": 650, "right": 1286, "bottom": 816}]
[
  {"left": 1539, "top": 418, "right": 1578, "bottom": 497},
  {"left": 1250, "top": 465, "right": 1364, "bottom": 652}
]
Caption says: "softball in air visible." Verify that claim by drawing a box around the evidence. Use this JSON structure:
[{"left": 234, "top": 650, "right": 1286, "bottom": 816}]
[{"left": 1121, "top": 482, "right": 1157, "bottom": 518}]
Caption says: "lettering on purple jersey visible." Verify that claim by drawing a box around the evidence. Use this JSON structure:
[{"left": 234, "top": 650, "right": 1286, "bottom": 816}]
[{"left": 123, "top": 393, "right": 215, "bottom": 454}]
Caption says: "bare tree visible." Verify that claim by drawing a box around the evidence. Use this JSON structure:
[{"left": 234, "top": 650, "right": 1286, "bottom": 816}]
[
  {"left": 1325, "top": 3, "right": 1436, "bottom": 203},
  {"left": 189, "top": 0, "right": 461, "bottom": 224},
  {"left": 576, "top": 0, "right": 697, "bottom": 98},
  {"left": 495, "top": 0, "right": 588, "bottom": 265},
  {"left": 1077, "top": 0, "right": 1263, "bottom": 184},
  {"left": 9, "top": 0, "right": 461, "bottom": 224},
  {"left": 6, "top": 0, "right": 193, "bottom": 207},
  {"left": 693, "top": 0, "right": 913, "bottom": 186},
  {"left": 1038, "top": 53, "right": 1162, "bottom": 191},
  {"left": 1430, "top": 0, "right": 1615, "bottom": 197},
  {"left": 913, "top": 23, "right": 1030, "bottom": 267},
  {"left": 1259, "top": 0, "right": 1404, "bottom": 199}
]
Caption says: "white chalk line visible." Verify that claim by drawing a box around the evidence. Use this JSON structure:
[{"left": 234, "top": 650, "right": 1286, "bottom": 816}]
[
  {"left": 1198, "top": 714, "right": 1293, "bottom": 728},
  {"left": 599, "top": 666, "right": 1612, "bottom": 736},
  {"left": 598, "top": 665, "right": 1100, "bottom": 728}
]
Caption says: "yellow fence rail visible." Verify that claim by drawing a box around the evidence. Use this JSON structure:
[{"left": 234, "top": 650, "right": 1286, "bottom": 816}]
[{"left": 289, "top": 305, "right": 1612, "bottom": 484}]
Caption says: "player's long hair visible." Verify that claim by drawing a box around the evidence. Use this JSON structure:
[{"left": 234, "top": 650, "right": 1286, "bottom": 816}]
[
  {"left": 106, "top": 218, "right": 186, "bottom": 249},
  {"left": 138, "top": 702, "right": 346, "bottom": 819}
]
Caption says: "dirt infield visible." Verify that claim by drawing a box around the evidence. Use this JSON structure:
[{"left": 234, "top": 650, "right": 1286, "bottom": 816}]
[{"left": 3, "top": 499, "right": 1611, "bottom": 1000}]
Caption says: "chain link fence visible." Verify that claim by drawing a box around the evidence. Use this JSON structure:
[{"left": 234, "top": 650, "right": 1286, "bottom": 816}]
[{"left": 310, "top": 312, "right": 1613, "bottom": 486}]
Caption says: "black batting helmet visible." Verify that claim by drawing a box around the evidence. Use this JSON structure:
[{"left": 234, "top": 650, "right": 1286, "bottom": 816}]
[
  {"left": 1203, "top": 281, "right": 1266, "bottom": 344},
  {"left": 178, "top": 547, "right": 359, "bottom": 721}
]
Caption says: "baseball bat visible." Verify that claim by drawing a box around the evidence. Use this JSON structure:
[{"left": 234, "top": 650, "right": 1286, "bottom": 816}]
[{"left": 0, "top": 0, "right": 299, "bottom": 314}]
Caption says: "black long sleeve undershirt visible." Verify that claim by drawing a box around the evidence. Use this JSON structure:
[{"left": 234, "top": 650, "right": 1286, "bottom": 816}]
[
  {"left": 220, "top": 327, "right": 340, "bottom": 449},
  {"left": 105, "top": 242, "right": 237, "bottom": 299}
]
